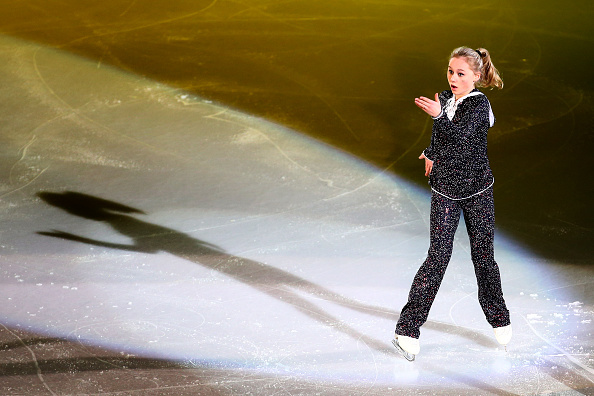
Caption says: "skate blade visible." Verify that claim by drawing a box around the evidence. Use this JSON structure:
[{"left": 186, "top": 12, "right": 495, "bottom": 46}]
[{"left": 392, "top": 338, "right": 415, "bottom": 362}]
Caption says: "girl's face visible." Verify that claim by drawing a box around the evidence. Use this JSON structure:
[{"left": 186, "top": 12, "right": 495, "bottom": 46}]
[{"left": 447, "top": 57, "right": 480, "bottom": 99}]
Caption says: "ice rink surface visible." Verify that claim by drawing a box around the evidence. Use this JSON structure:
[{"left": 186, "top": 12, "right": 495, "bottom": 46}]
[{"left": 0, "top": 1, "right": 591, "bottom": 395}]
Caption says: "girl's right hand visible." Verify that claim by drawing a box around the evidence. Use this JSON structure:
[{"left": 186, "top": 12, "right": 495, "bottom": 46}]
[
  {"left": 414, "top": 93, "right": 441, "bottom": 118},
  {"left": 419, "top": 153, "right": 433, "bottom": 176}
]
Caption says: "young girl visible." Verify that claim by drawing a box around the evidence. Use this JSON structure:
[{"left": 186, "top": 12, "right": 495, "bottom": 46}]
[{"left": 392, "top": 47, "right": 512, "bottom": 361}]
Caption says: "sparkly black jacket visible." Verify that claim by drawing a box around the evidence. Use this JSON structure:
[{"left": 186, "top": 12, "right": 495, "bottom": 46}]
[{"left": 423, "top": 89, "right": 495, "bottom": 200}]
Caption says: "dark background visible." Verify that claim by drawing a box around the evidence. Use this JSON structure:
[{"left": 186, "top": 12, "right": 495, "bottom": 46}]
[{"left": 0, "top": 0, "right": 591, "bottom": 263}]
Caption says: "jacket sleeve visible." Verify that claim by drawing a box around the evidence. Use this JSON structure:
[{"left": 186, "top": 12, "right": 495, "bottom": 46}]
[{"left": 422, "top": 134, "right": 436, "bottom": 161}]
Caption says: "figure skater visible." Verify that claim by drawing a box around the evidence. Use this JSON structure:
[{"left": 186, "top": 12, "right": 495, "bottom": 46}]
[{"left": 393, "top": 46, "right": 512, "bottom": 361}]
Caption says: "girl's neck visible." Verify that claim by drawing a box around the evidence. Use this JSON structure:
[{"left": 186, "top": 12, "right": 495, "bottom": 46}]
[{"left": 454, "top": 87, "right": 476, "bottom": 100}]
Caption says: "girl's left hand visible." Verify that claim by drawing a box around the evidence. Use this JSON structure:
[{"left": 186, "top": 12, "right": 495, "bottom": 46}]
[
  {"left": 414, "top": 93, "right": 441, "bottom": 117},
  {"left": 419, "top": 153, "right": 433, "bottom": 176}
]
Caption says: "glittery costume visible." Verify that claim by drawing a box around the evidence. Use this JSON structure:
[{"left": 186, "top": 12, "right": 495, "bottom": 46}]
[
  {"left": 395, "top": 89, "right": 510, "bottom": 339},
  {"left": 425, "top": 89, "right": 495, "bottom": 200}
]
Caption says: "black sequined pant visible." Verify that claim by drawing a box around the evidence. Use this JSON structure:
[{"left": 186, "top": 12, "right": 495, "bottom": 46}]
[{"left": 395, "top": 187, "right": 510, "bottom": 339}]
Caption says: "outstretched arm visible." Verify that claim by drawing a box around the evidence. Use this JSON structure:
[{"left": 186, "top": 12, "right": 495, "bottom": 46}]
[
  {"left": 415, "top": 92, "right": 440, "bottom": 176},
  {"left": 38, "top": 230, "right": 146, "bottom": 252},
  {"left": 414, "top": 93, "right": 441, "bottom": 118}
]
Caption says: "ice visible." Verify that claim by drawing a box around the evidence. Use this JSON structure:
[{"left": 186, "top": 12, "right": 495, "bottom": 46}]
[{"left": 0, "top": 1, "right": 591, "bottom": 395}]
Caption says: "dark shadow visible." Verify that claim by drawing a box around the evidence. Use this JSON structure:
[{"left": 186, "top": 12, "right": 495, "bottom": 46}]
[
  {"left": 0, "top": 324, "right": 267, "bottom": 394},
  {"left": 0, "top": 355, "right": 189, "bottom": 377},
  {"left": 36, "top": 191, "right": 500, "bottom": 352},
  {"left": 37, "top": 191, "right": 398, "bottom": 356}
]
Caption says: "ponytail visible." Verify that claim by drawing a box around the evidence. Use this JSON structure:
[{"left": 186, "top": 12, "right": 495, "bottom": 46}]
[
  {"left": 450, "top": 46, "right": 503, "bottom": 89},
  {"left": 475, "top": 48, "right": 503, "bottom": 89}
]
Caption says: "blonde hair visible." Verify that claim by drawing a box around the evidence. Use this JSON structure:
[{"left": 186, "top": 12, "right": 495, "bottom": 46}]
[{"left": 450, "top": 46, "right": 503, "bottom": 89}]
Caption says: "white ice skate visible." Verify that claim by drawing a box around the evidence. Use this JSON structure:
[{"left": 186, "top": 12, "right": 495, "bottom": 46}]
[
  {"left": 493, "top": 324, "right": 512, "bottom": 350},
  {"left": 392, "top": 335, "right": 420, "bottom": 362}
]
